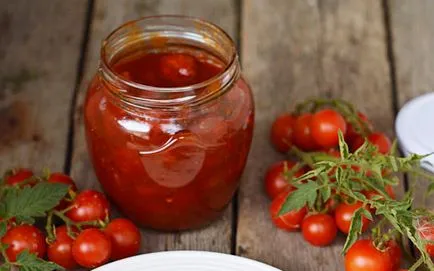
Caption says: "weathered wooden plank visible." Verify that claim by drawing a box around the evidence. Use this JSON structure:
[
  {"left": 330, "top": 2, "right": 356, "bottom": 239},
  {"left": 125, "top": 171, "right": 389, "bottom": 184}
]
[
  {"left": 0, "top": 1, "right": 87, "bottom": 172},
  {"left": 70, "top": 0, "right": 237, "bottom": 253},
  {"left": 389, "top": 1, "right": 434, "bottom": 208},
  {"left": 238, "top": 0, "right": 394, "bottom": 270}
]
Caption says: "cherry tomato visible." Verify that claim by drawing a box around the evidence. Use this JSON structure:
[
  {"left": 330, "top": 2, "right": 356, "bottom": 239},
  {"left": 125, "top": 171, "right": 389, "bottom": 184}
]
[
  {"left": 104, "top": 218, "right": 141, "bottom": 260},
  {"left": 351, "top": 132, "right": 392, "bottom": 154},
  {"left": 311, "top": 109, "right": 347, "bottom": 149},
  {"left": 48, "top": 173, "right": 77, "bottom": 192},
  {"left": 269, "top": 190, "right": 307, "bottom": 231},
  {"left": 334, "top": 202, "right": 370, "bottom": 234},
  {"left": 293, "top": 113, "right": 320, "bottom": 151},
  {"left": 72, "top": 228, "right": 112, "bottom": 268},
  {"left": 2, "top": 225, "right": 46, "bottom": 261},
  {"left": 270, "top": 113, "right": 296, "bottom": 152},
  {"left": 264, "top": 161, "right": 304, "bottom": 199},
  {"left": 5, "top": 168, "right": 34, "bottom": 186},
  {"left": 345, "top": 239, "right": 394, "bottom": 271},
  {"left": 66, "top": 190, "right": 110, "bottom": 222},
  {"left": 48, "top": 173, "right": 78, "bottom": 210},
  {"left": 301, "top": 213, "right": 337, "bottom": 246},
  {"left": 327, "top": 149, "right": 341, "bottom": 158},
  {"left": 160, "top": 54, "right": 197, "bottom": 85},
  {"left": 47, "top": 225, "right": 78, "bottom": 269},
  {"left": 386, "top": 240, "right": 402, "bottom": 271},
  {"left": 363, "top": 185, "right": 396, "bottom": 201},
  {"left": 417, "top": 220, "right": 434, "bottom": 257},
  {"left": 345, "top": 112, "right": 373, "bottom": 144},
  {"left": 325, "top": 197, "right": 339, "bottom": 214}
]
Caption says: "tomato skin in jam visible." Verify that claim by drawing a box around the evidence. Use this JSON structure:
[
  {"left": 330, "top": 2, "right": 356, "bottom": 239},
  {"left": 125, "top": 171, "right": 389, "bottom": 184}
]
[{"left": 84, "top": 47, "right": 254, "bottom": 230}]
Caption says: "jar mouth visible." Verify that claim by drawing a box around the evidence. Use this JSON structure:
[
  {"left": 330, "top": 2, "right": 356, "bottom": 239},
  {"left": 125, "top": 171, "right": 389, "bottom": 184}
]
[{"left": 100, "top": 15, "right": 237, "bottom": 95}]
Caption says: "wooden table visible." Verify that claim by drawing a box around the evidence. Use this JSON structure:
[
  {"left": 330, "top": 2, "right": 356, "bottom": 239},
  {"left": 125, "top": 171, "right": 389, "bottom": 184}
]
[{"left": 0, "top": 1, "right": 433, "bottom": 270}]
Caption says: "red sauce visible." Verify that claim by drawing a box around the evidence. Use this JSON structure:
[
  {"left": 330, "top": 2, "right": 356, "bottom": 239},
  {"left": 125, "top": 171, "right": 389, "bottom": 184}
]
[{"left": 84, "top": 45, "right": 254, "bottom": 230}]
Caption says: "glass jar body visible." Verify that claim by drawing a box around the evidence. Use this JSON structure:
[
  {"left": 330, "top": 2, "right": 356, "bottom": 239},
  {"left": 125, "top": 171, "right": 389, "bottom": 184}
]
[{"left": 84, "top": 73, "right": 254, "bottom": 230}]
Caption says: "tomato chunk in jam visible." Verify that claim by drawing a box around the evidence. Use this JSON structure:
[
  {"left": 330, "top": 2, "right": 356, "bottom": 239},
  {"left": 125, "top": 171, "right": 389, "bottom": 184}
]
[{"left": 85, "top": 44, "right": 254, "bottom": 230}]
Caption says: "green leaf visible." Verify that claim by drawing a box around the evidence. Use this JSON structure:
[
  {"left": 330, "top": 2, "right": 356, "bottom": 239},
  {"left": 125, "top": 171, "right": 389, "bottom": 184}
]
[
  {"left": 320, "top": 185, "right": 331, "bottom": 202},
  {"left": 338, "top": 131, "right": 349, "bottom": 159},
  {"left": 15, "top": 250, "right": 64, "bottom": 271},
  {"left": 0, "top": 221, "right": 7, "bottom": 238},
  {"left": 3, "top": 182, "right": 69, "bottom": 220},
  {"left": 342, "top": 207, "right": 364, "bottom": 253},
  {"left": 342, "top": 207, "right": 372, "bottom": 254},
  {"left": 278, "top": 181, "right": 318, "bottom": 215},
  {"left": 0, "top": 264, "right": 10, "bottom": 271}
]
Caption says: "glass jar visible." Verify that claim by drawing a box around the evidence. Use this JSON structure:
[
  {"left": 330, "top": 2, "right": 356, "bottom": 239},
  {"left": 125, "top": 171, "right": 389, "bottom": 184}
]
[{"left": 84, "top": 16, "right": 254, "bottom": 231}]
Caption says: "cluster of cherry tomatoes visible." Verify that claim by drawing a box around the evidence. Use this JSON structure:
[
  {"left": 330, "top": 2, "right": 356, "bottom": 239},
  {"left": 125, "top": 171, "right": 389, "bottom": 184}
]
[
  {"left": 266, "top": 107, "right": 411, "bottom": 271},
  {"left": 2, "top": 169, "right": 141, "bottom": 269}
]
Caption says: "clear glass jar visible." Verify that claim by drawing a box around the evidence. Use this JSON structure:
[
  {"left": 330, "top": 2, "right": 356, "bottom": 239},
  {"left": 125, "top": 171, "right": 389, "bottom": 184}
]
[{"left": 84, "top": 16, "right": 254, "bottom": 231}]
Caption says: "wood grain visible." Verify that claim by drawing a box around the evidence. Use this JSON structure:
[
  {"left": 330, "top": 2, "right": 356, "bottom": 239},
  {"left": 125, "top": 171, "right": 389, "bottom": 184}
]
[
  {"left": 70, "top": 0, "right": 237, "bottom": 253},
  {"left": 389, "top": 1, "right": 434, "bottom": 207},
  {"left": 237, "top": 0, "right": 394, "bottom": 270},
  {"left": 0, "top": 0, "right": 87, "bottom": 172}
]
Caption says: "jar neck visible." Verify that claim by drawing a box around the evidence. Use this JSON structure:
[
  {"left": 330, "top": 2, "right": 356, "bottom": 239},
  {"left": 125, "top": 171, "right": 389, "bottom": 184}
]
[{"left": 98, "top": 16, "right": 240, "bottom": 111}]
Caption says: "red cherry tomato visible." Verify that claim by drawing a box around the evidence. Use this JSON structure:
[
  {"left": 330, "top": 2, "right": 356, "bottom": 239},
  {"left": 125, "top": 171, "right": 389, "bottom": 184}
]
[
  {"left": 351, "top": 132, "right": 392, "bottom": 154},
  {"left": 417, "top": 220, "right": 434, "bottom": 257},
  {"left": 311, "top": 109, "right": 347, "bottom": 148},
  {"left": 269, "top": 190, "right": 307, "bottom": 231},
  {"left": 5, "top": 168, "right": 34, "bottom": 186},
  {"left": 270, "top": 114, "right": 296, "bottom": 152},
  {"left": 325, "top": 197, "right": 339, "bottom": 214},
  {"left": 47, "top": 226, "right": 78, "bottom": 269},
  {"left": 345, "top": 239, "right": 394, "bottom": 271},
  {"left": 293, "top": 113, "right": 320, "bottom": 151},
  {"left": 363, "top": 185, "right": 395, "bottom": 201},
  {"left": 334, "top": 202, "right": 370, "bottom": 234},
  {"left": 48, "top": 173, "right": 78, "bottom": 210},
  {"left": 66, "top": 190, "right": 110, "bottom": 222},
  {"left": 301, "top": 213, "right": 337, "bottom": 247},
  {"left": 160, "top": 54, "right": 197, "bottom": 85},
  {"left": 386, "top": 240, "right": 402, "bottom": 271},
  {"left": 48, "top": 173, "right": 77, "bottom": 192},
  {"left": 2, "top": 225, "right": 46, "bottom": 261},
  {"left": 345, "top": 112, "right": 373, "bottom": 144},
  {"left": 327, "top": 149, "right": 341, "bottom": 158},
  {"left": 264, "top": 161, "right": 304, "bottom": 199},
  {"left": 72, "top": 228, "right": 112, "bottom": 268},
  {"left": 104, "top": 218, "right": 141, "bottom": 260}
]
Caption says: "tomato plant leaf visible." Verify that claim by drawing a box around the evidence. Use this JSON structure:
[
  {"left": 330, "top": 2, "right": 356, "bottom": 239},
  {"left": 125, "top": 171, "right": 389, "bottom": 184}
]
[
  {"left": 3, "top": 182, "right": 68, "bottom": 221},
  {"left": 342, "top": 207, "right": 366, "bottom": 253},
  {"left": 338, "top": 131, "right": 349, "bottom": 159},
  {"left": 320, "top": 185, "right": 331, "bottom": 202},
  {"left": 278, "top": 181, "right": 318, "bottom": 215},
  {"left": 16, "top": 250, "right": 64, "bottom": 271},
  {"left": 0, "top": 221, "right": 7, "bottom": 238}
]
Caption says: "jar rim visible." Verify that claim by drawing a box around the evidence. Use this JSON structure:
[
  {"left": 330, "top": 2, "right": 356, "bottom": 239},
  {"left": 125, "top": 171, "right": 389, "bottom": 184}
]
[{"left": 100, "top": 15, "right": 237, "bottom": 94}]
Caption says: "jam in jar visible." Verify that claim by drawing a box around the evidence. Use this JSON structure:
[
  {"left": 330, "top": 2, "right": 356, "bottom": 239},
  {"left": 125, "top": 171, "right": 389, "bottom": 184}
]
[{"left": 84, "top": 16, "right": 254, "bottom": 230}]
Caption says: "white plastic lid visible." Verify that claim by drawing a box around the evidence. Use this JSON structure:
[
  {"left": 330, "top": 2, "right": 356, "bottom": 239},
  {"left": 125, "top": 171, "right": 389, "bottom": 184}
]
[{"left": 395, "top": 92, "right": 434, "bottom": 173}]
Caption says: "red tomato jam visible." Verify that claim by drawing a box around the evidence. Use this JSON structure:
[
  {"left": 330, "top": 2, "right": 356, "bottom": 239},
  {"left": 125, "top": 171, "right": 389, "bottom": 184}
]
[{"left": 84, "top": 18, "right": 254, "bottom": 231}]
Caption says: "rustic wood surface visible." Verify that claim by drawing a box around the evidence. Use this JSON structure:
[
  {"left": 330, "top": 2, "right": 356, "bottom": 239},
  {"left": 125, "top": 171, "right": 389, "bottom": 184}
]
[
  {"left": 0, "top": 0, "right": 87, "bottom": 172},
  {"left": 0, "top": 0, "right": 431, "bottom": 270},
  {"left": 237, "top": 1, "right": 396, "bottom": 270},
  {"left": 389, "top": 0, "right": 434, "bottom": 209}
]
